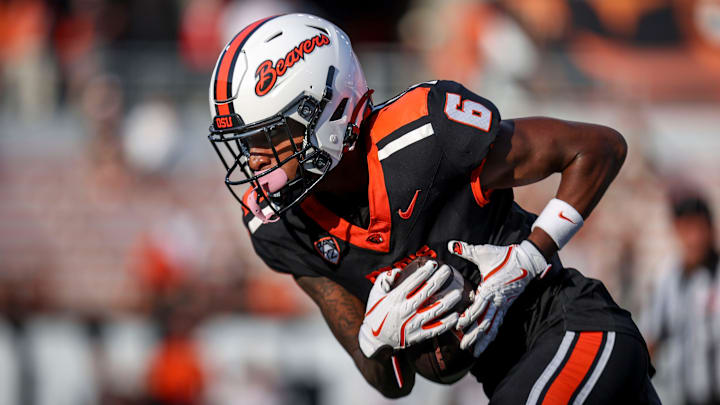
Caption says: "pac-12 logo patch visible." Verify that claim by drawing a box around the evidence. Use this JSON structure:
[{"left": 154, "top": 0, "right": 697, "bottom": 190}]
[{"left": 314, "top": 236, "right": 340, "bottom": 264}]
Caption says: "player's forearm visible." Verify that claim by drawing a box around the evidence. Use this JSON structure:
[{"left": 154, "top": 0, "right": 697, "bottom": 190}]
[
  {"left": 529, "top": 124, "right": 627, "bottom": 260},
  {"left": 350, "top": 348, "right": 416, "bottom": 398},
  {"left": 324, "top": 302, "right": 416, "bottom": 398},
  {"left": 554, "top": 124, "right": 627, "bottom": 219},
  {"left": 294, "top": 275, "right": 415, "bottom": 397}
]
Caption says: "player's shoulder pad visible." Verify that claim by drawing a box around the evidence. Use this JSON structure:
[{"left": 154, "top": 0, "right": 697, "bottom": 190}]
[
  {"left": 425, "top": 80, "right": 502, "bottom": 174},
  {"left": 242, "top": 204, "right": 321, "bottom": 278},
  {"left": 372, "top": 80, "right": 438, "bottom": 111},
  {"left": 426, "top": 80, "right": 501, "bottom": 134}
]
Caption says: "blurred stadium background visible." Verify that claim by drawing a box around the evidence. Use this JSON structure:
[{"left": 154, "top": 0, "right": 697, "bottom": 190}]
[{"left": 1, "top": 0, "right": 719, "bottom": 404}]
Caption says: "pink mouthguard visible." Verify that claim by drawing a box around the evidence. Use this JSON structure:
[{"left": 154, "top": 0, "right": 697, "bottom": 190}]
[{"left": 246, "top": 168, "right": 289, "bottom": 224}]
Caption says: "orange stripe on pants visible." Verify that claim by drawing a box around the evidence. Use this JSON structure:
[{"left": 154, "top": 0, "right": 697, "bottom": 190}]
[{"left": 542, "top": 331, "right": 603, "bottom": 404}]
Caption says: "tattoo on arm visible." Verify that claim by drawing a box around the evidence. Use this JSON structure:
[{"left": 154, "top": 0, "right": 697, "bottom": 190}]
[
  {"left": 296, "top": 275, "right": 364, "bottom": 354},
  {"left": 295, "top": 275, "right": 415, "bottom": 397}
]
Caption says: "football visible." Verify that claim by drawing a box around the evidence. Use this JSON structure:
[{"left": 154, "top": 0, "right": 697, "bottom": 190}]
[{"left": 395, "top": 256, "right": 476, "bottom": 384}]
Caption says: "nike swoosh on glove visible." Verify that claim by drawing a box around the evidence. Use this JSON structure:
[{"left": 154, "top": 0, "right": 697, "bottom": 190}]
[
  {"left": 359, "top": 260, "right": 462, "bottom": 358},
  {"left": 447, "top": 240, "right": 550, "bottom": 357}
]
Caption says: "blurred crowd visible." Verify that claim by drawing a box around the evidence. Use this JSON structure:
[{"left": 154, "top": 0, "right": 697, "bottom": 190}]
[{"left": 0, "top": 0, "right": 719, "bottom": 404}]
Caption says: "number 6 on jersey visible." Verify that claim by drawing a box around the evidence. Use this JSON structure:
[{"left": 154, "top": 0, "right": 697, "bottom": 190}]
[{"left": 444, "top": 93, "right": 492, "bottom": 132}]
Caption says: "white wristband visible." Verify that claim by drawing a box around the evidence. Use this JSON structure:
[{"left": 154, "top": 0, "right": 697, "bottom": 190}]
[{"left": 531, "top": 198, "right": 584, "bottom": 249}]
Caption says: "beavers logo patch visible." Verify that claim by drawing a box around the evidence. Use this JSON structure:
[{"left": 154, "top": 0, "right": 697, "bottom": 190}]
[
  {"left": 255, "top": 33, "right": 331, "bottom": 96},
  {"left": 314, "top": 236, "right": 340, "bottom": 264}
]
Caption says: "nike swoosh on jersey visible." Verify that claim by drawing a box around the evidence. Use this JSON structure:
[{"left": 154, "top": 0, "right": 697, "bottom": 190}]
[
  {"left": 558, "top": 211, "right": 576, "bottom": 224},
  {"left": 398, "top": 189, "right": 421, "bottom": 219},
  {"left": 372, "top": 313, "right": 389, "bottom": 337}
]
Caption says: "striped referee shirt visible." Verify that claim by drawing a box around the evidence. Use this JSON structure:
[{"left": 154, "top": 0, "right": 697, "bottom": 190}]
[{"left": 643, "top": 257, "right": 720, "bottom": 404}]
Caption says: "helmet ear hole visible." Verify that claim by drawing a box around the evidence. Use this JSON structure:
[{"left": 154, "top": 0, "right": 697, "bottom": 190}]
[
  {"left": 329, "top": 98, "right": 349, "bottom": 122},
  {"left": 298, "top": 98, "right": 319, "bottom": 121}
]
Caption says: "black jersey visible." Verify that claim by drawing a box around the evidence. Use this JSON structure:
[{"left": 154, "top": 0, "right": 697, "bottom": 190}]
[{"left": 242, "top": 80, "right": 643, "bottom": 392}]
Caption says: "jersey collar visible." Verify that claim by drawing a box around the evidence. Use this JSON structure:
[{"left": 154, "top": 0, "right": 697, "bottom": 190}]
[{"left": 300, "top": 127, "right": 392, "bottom": 252}]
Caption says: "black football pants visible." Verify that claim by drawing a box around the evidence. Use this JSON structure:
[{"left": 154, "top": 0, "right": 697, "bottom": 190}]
[{"left": 488, "top": 326, "right": 661, "bottom": 404}]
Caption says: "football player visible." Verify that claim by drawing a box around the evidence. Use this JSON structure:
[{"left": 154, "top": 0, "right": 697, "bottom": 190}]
[{"left": 207, "top": 14, "right": 660, "bottom": 404}]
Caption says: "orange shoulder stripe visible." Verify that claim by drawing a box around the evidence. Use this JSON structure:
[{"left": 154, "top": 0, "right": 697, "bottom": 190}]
[
  {"left": 299, "top": 86, "right": 432, "bottom": 252},
  {"left": 369, "top": 87, "right": 430, "bottom": 144}
]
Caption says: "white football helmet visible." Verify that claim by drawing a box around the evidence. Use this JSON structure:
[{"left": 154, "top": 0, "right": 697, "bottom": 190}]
[{"left": 208, "top": 13, "right": 372, "bottom": 221}]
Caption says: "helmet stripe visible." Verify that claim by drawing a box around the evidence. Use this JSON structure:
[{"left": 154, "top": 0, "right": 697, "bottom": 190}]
[{"left": 214, "top": 15, "right": 277, "bottom": 116}]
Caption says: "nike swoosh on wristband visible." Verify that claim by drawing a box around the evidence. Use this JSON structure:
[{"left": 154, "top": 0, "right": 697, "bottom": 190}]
[
  {"left": 558, "top": 211, "right": 576, "bottom": 224},
  {"left": 372, "top": 313, "right": 389, "bottom": 336},
  {"left": 398, "top": 189, "right": 421, "bottom": 219}
]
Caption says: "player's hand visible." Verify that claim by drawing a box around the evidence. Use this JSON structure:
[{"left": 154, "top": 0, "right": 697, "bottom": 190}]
[
  {"left": 448, "top": 240, "right": 550, "bottom": 357},
  {"left": 358, "top": 261, "right": 462, "bottom": 358}
]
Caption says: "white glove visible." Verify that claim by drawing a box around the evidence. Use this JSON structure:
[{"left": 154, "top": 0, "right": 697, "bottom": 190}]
[
  {"left": 358, "top": 260, "right": 462, "bottom": 358},
  {"left": 448, "top": 240, "right": 550, "bottom": 357}
]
